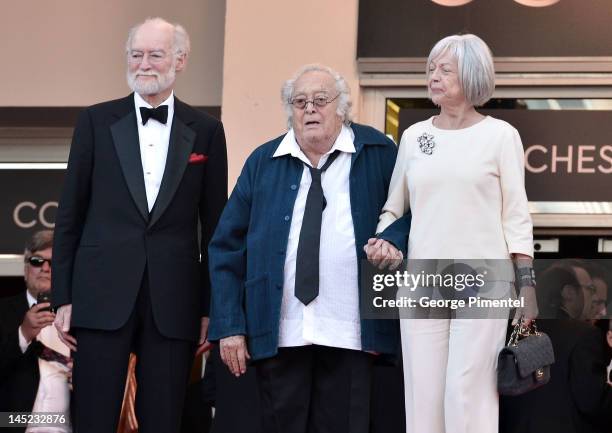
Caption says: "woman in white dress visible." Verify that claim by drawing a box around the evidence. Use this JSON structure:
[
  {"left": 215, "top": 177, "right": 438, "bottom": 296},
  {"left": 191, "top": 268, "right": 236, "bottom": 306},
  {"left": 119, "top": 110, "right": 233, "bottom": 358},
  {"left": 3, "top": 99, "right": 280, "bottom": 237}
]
[{"left": 366, "top": 34, "right": 538, "bottom": 433}]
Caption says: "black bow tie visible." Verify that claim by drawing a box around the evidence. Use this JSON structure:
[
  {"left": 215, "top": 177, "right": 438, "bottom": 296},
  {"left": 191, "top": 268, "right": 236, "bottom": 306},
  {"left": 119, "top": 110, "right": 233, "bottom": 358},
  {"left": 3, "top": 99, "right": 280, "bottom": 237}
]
[{"left": 140, "top": 105, "right": 168, "bottom": 125}]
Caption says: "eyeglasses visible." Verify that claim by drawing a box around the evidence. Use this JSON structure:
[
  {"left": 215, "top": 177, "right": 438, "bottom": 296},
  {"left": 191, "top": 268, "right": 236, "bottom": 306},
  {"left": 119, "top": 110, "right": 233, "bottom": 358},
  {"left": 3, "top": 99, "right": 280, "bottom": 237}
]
[
  {"left": 289, "top": 93, "right": 340, "bottom": 110},
  {"left": 28, "top": 256, "right": 52, "bottom": 268},
  {"left": 580, "top": 284, "right": 597, "bottom": 295},
  {"left": 128, "top": 50, "right": 169, "bottom": 65}
]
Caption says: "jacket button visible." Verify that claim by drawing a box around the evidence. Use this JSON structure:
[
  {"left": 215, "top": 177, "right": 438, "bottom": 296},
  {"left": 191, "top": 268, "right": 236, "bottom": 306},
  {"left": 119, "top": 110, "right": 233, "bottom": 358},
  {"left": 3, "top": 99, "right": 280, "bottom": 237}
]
[
  {"left": 276, "top": 283, "right": 283, "bottom": 290},
  {"left": 284, "top": 215, "right": 290, "bottom": 221},
  {"left": 290, "top": 184, "right": 297, "bottom": 190}
]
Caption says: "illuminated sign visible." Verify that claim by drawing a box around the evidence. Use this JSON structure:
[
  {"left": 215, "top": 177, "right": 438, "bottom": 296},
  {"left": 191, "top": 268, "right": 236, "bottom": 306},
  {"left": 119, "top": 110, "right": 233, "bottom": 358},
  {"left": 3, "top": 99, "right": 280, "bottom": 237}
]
[
  {"left": 0, "top": 168, "right": 64, "bottom": 254},
  {"left": 513, "top": 0, "right": 560, "bottom": 6},
  {"left": 398, "top": 108, "right": 612, "bottom": 202},
  {"left": 358, "top": 0, "right": 612, "bottom": 58},
  {"left": 431, "top": 0, "right": 560, "bottom": 6},
  {"left": 430, "top": 0, "right": 474, "bottom": 6}
]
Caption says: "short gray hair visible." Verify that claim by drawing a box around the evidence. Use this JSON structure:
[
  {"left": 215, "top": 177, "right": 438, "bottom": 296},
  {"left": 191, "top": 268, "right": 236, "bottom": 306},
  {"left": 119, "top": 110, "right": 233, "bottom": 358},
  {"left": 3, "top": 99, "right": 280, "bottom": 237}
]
[
  {"left": 426, "top": 34, "right": 495, "bottom": 107},
  {"left": 125, "top": 17, "right": 191, "bottom": 59},
  {"left": 281, "top": 64, "right": 352, "bottom": 129},
  {"left": 24, "top": 230, "right": 53, "bottom": 261}
]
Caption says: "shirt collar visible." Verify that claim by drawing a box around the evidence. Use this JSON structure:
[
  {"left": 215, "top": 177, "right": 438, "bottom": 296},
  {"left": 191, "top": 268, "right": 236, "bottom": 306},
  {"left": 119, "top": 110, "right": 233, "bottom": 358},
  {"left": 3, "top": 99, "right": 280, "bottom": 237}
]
[
  {"left": 25, "top": 290, "right": 36, "bottom": 308},
  {"left": 134, "top": 91, "right": 175, "bottom": 125},
  {"left": 273, "top": 124, "right": 356, "bottom": 167}
]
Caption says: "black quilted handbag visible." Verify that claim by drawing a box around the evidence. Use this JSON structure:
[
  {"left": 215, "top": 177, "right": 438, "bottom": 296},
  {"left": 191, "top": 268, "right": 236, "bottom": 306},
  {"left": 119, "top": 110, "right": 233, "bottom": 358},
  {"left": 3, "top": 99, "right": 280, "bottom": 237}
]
[{"left": 497, "top": 317, "right": 555, "bottom": 396}]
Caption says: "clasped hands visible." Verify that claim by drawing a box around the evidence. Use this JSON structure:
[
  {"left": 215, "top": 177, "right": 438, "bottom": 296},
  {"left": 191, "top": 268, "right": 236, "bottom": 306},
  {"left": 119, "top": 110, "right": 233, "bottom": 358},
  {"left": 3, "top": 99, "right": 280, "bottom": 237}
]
[{"left": 363, "top": 238, "right": 404, "bottom": 270}]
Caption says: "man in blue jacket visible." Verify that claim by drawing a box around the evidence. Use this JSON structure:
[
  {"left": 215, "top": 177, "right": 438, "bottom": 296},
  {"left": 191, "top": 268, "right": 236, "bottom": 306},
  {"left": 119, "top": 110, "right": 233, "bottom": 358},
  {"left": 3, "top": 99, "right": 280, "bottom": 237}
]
[{"left": 208, "top": 64, "right": 409, "bottom": 433}]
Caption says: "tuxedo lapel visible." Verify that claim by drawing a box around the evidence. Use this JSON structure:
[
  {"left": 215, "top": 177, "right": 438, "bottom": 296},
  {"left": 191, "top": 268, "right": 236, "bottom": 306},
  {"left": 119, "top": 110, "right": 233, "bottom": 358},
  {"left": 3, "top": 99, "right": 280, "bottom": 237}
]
[
  {"left": 110, "top": 107, "right": 149, "bottom": 222},
  {"left": 148, "top": 102, "right": 196, "bottom": 228}
]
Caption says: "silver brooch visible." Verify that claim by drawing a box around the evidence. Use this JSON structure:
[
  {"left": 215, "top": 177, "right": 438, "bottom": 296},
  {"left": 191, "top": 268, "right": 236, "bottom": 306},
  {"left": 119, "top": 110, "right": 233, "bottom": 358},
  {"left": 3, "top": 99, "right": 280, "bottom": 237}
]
[{"left": 417, "top": 132, "right": 435, "bottom": 155}]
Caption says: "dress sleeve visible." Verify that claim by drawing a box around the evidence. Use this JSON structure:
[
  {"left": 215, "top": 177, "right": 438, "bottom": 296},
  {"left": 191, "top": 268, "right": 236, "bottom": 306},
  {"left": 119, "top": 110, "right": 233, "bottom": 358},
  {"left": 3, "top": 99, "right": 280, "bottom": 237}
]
[
  {"left": 498, "top": 126, "right": 534, "bottom": 257},
  {"left": 376, "top": 129, "right": 412, "bottom": 234}
]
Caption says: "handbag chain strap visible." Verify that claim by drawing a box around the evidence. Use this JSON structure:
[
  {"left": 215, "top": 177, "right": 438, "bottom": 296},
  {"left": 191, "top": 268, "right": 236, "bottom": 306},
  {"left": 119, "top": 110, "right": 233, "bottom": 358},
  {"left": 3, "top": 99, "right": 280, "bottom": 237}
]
[{"left": 507, "top": 315, "right": 540, "bottom": 347}]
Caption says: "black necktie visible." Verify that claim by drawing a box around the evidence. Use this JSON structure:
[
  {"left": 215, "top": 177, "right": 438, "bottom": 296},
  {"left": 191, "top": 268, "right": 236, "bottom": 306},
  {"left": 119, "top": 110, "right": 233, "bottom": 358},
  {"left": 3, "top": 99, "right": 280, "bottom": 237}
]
[
  {"left": 140, "top": 105, "right": 168, "bottom": 125},
  {"left": 294, "top": 151, "right": 340, "bottom": 305}
]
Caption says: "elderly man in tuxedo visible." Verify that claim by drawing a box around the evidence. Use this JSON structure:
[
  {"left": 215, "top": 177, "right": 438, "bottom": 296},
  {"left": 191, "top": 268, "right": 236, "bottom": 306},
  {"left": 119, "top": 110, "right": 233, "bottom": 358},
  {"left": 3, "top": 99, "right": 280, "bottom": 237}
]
[
  {"left": 52, "top": 17, "right": 227, "bottom": 433},
  {"left": 0, "top": 230, "right": 72, "bottom": 433},
  {"left": 208, "top": 64, "right": 410, "bottom": 433}
]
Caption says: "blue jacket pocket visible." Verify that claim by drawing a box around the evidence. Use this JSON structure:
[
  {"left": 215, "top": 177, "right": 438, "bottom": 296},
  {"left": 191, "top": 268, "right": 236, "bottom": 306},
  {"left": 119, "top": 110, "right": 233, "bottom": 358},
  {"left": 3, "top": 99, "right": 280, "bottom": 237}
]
[{"left": 244, "top": 274, "right": 273, "bottom": 337}]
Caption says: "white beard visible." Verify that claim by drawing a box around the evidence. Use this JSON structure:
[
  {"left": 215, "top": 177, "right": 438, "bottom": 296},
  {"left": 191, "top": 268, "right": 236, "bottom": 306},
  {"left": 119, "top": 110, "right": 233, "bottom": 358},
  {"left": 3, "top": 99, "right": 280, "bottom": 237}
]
[{"left": 126, "top": 66, "right": 176, "bottom": 97}]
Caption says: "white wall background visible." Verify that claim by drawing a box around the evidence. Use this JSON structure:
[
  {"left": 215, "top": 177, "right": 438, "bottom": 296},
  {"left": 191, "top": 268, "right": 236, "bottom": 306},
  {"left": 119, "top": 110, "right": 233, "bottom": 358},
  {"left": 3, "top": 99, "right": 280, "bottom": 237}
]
[
  {"left": 0, "top": 0, "right": 363, "bottom": 188},
  {"left": 221, "top": 0, "right": 361, "bottom": 186},
  {"left": 0, "top": 0, "right": 225, "bottom": 107}
]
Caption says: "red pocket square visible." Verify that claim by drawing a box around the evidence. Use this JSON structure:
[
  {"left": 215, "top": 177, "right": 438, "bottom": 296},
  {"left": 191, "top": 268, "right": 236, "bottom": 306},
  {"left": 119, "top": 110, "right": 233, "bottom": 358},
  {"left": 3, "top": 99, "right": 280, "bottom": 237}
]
[{"left": 188, "top": 153, "right": 208, "bottom": 164}]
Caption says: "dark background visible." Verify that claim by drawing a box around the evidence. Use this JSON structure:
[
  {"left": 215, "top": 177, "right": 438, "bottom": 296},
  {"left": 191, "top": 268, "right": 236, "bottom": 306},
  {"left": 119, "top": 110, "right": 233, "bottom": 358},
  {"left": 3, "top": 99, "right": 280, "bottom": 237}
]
[
  {"left": 358, "top": 0, "right": 612, "bottom": 58},
  {"left": 0, "top": 169, "right": 64, "bottom": 254}
]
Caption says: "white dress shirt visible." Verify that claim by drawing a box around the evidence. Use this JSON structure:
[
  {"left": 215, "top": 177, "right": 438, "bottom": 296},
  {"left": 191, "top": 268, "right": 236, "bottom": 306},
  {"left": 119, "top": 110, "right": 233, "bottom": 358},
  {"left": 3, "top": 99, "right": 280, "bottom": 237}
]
[
  {"left": 272, "top": 125, "right": 362, "bottom": 351},
  {"left": 134, "top": 91, "right": 175, "bottom": 211},
  {"left": 18, "top": 291, "right": 37, "bottom": 352},
  {"left": 18, "top": 292, "right": 72, "bottom": 433}
]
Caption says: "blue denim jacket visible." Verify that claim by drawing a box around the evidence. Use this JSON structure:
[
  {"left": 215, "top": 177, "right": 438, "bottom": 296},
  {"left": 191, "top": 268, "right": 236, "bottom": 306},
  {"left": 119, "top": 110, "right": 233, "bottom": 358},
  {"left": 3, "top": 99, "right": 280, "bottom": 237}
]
[{"left": 208, "top": 123, "right": 411, "bottom": 360}]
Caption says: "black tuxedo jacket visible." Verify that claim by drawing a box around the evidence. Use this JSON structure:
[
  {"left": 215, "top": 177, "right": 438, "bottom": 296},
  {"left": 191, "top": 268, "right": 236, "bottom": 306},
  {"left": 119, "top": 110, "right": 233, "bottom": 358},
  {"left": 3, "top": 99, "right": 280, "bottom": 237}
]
[
  {"left": 52, "top": 94, "right": 227, "bottom": 341},
  {"left": 500, "top": 318, "right": 612, "bottom": 433},
  {"left": 0, "top": 293, "right": 41, "bottom": 415}
]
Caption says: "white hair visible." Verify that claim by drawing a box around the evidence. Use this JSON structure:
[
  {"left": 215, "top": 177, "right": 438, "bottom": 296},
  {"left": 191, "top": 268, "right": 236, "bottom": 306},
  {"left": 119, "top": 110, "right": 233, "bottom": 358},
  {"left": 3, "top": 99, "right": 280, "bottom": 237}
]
[
  {"left": 125, "top": 17, "right": 191, "bottom": 59},
  {"left": 281, "top": 64, "right": 353, "bottom": 129},
  {"left": 426, "top": 34, "right": 495, "bottom": 107}
]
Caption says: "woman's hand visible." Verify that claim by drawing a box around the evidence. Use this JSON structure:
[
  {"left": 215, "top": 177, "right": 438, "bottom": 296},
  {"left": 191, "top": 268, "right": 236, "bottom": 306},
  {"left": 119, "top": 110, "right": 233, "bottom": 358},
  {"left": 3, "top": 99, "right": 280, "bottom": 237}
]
[
  {"left": 512, "top": 285, "right": 538, "bottom": 326},
  {"left": 364, "top": 238, "right": 403, "bottom": 270}
]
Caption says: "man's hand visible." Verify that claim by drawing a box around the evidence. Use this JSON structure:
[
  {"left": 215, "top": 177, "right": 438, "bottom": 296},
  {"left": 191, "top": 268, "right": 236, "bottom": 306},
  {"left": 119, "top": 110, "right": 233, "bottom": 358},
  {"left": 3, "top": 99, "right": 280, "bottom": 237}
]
[
  {"left": 54, "top": 304, "right": 77, "bottom": 352},
  {"left": 220, "top": 335, "right": 250, "bottom": 377},
  {"left": 512, "top": 285, "right": 539, "bottom": 326},
  {"left": 195, "top": 316, "right": 212, "bottom": 357},
  {"left": 364, "top": 238, "right": 403, "bottom": 270},
  {"left": 21, "top": 303, "right": 55, "bottom": 342}
]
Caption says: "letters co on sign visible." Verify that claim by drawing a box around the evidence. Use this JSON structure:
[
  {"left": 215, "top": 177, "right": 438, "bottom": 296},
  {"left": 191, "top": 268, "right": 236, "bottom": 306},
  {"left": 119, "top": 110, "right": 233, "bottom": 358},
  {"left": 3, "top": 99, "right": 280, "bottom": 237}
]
[
  {"left": 0, "top": 167, "right": 65, "bottom": 254},
  {"left": 430, "top": 0, "right": 560, "bottom": 6},
  {"left": 13, "top": 201, "right": 57, "bottom": 229}
]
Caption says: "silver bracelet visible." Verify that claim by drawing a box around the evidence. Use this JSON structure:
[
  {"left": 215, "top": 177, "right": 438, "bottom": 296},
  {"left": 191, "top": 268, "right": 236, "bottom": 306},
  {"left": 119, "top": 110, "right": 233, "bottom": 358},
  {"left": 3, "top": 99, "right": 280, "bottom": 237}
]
[{"left": 516, "top": 266, "right": 536, "bottom": 288}]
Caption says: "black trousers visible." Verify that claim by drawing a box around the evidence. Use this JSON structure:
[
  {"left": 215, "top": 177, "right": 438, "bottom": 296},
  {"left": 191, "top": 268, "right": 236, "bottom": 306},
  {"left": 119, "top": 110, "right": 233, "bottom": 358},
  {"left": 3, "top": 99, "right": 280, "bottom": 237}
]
[
  {"left": 255, "top": 345, "right": 373, "bottom": 433},
  {"left": 208, "top": 346, "right": 264, "bottom": 433},
  {"left": 72, "top": 274, "right": 195, "bottom": 433}
]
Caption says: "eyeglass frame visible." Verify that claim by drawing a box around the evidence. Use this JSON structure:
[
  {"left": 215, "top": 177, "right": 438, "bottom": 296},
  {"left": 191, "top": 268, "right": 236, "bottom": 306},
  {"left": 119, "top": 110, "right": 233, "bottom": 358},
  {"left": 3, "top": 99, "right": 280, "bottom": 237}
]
[
  {"left": 26, "top": 256, "right": 52, "bottom": 268},
  {"left": 578, "top": 283, "right": 597, "bottom": 295},
  {"left": 289, "top": 93, "right": 341, "bottom": 110},
  {"left": 127, "top": 49, "right": 174, "bottom": 65}
]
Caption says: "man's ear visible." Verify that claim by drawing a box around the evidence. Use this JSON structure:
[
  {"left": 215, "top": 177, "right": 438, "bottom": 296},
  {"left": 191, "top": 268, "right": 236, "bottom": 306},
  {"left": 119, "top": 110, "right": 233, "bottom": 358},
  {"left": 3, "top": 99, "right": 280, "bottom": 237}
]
[
  {"left": 561, "top": 283, "right": 583, "bottom": 299},
  {"left": 560, "top": 284, "right": 577, "bottom": 308},
  {"left": 175, "top": 53, "right": 187, "bottom": 73},
  {"left": 560, "top": 284, "right": 573, "bottom": 301}
]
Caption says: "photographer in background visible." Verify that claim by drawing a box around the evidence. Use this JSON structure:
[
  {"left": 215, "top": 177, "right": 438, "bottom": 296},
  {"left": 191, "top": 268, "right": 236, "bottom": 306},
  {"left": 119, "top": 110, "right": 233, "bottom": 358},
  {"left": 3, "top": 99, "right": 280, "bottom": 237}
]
[{"left": 0, "top": 230, "right": 72, "bottom": 433}]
